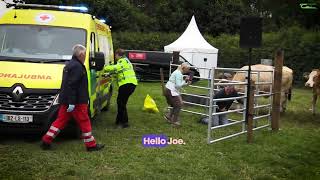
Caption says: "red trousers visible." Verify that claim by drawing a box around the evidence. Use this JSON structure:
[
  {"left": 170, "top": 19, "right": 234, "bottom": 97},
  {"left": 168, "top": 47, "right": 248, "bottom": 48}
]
[{"left": 42, "top": 104, "right": 96, "bottom": 148}]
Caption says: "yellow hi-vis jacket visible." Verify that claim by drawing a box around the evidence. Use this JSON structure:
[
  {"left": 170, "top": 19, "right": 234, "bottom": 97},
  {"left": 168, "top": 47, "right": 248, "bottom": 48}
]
[{"left": 104, "top": 56, "right": 138, "bottom": 87}]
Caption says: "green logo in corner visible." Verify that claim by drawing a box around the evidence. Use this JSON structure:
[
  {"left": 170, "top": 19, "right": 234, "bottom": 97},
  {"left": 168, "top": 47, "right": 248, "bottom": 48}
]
[{"left": 300, "top": 1, "right": 318, "bottom": 10}]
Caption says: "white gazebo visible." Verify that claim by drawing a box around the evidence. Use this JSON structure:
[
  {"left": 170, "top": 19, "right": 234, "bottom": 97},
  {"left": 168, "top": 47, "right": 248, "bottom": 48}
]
[
  {"left": 0, "top": 1, "right": 13, "bottom": 18},
  {"left": 164, "top": 15, "right": 218, "bottom": 78}
]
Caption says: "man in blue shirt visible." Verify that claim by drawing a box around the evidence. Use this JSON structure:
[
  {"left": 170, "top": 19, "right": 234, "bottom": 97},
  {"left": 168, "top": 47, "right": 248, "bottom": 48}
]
[
  {"left": 213, "top": 85, "right": 243, "bottom": 125},
  {"left": 201, "top": 85, "right": 243, "bottom": 126}
]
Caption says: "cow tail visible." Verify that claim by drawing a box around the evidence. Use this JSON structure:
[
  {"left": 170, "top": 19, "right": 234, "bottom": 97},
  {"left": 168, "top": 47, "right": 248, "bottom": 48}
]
[{"left": 288, "top": 87, "right": 292, "bottom": 101}]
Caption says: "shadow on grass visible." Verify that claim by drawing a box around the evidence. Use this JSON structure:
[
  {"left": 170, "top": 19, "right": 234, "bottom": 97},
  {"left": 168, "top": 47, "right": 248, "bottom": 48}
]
[
  {"left": 281, "top": 109, "right": 320, "bottom": 126},
  {"left": 0, "top": 129, "right": 81, "bottom": 144}
]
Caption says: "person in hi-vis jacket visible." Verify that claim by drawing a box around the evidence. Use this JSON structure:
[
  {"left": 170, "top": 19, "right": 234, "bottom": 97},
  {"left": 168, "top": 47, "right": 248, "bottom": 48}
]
[{"left": 104, "top": 48, "right": 137, "bottom": 128}]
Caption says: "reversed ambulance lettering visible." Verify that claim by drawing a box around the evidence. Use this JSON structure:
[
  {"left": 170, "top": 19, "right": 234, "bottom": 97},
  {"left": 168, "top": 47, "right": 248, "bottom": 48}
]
[{"left": 0, "top": 73, "right": 52, "bottom": 79}]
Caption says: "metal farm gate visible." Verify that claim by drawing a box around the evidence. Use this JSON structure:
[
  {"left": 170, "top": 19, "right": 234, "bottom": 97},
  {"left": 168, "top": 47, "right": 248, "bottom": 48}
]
[{"left": 168, "top": 62, "right": 274, "bottom": 144}]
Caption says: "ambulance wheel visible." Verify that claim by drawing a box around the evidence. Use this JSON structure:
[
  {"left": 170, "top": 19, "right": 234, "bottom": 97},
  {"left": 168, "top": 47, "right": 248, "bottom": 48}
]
[{"left": 102, "top": 85, "right": 113, "bottom": 111}]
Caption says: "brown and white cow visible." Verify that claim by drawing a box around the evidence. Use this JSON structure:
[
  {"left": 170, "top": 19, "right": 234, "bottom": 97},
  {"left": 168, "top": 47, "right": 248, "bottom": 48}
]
[
  {"left": 232, "top": 64, "right": 293, "bottom": 112},
  {"left": 304, "top": 69, "right": 320, "bottom": 115}
]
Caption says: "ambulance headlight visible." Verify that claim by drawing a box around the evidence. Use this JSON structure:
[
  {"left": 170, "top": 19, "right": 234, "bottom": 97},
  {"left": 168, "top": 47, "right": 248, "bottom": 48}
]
[{"left": 53, "top": 94, "right": 60, "bottom": 105}]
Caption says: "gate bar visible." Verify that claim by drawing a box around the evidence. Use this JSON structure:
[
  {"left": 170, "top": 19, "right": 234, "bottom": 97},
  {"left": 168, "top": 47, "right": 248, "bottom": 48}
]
[
  {"left": 212, "top": 108, "right": 246, "bottom": 116},
  {"left": 183, "top": 101, "right": 210, "bottom": 108},
  {"left": 211, "top": 120, "right": 245, "bottom": 130},
  {"left": 188, "top": 85, "right": 211, "bottom": 90}
]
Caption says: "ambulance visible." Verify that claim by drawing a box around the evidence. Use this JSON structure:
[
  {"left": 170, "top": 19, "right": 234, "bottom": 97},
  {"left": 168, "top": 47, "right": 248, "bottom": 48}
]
[{"left": 0, "top": 3, "right": 114, "bottom": 133}]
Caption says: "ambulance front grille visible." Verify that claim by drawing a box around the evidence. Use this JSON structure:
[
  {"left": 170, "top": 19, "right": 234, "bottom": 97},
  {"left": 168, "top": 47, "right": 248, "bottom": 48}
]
[{"left": 0, "top": 93, "right": 56, "bottom": 112}]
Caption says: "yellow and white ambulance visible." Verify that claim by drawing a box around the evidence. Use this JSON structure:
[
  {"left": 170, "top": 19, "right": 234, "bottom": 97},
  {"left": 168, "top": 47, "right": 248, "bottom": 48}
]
[{"left": 0, "top": 3, "right": 114, "bottom": 133}]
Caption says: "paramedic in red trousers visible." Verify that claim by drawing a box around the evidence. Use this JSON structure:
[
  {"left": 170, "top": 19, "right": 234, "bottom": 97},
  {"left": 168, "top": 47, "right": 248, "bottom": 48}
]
[
  {"left": 41, "top": 44, "right": 104, "bottom": 152},
  {"left": 104, "top": 48, "right": 137, "bottom": 128}
]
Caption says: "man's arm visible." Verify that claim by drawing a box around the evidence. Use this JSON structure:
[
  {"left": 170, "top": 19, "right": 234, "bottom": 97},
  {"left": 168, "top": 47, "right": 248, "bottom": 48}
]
[
  {"left": 213, "top": 89, "right": 225, "bottom": 111},
  {"left": 224, "top": 101, "right": 234, "bottom": 111},
  {"left": 66, "top": 66, "right": 82, "bottom": 105},
  {"left": 237, "top": 99, "right": 244, "bottom": 104},
  {"left": 224, "top": 92, "right": 243, "bottom": 110},
  {"left": 213, "top": 89, "right": 224, "bottom": 99},
  {"left": 235, "top": 92, "right": 244, "bottom": 104}
]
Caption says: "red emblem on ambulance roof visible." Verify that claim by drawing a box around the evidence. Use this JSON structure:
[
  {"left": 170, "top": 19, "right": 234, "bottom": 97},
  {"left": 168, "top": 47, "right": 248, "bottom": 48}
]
[{"left": 36, "top": 13, "right": 54, "bottom": 23}]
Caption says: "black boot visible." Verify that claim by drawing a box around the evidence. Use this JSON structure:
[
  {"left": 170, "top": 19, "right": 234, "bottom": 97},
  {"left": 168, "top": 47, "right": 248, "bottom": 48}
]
[
  {"left": 40, "top": 142, "right": 52, "bottom": 150},
  {"left": 116, "top": 123, "right": 129, "bottom": 129},
  {"left": 87, "top": 144, "right": 105, "bottom": 152}
]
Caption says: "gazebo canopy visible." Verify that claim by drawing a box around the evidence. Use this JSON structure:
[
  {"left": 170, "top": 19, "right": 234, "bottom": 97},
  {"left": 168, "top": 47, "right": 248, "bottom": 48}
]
[{"left": 164, "top": 15, "right": 218, "bottom": 54}]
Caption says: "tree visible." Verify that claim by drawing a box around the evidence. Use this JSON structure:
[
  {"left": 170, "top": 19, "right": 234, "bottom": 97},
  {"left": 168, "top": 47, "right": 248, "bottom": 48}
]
[
  {"left": 242, "top": 0, "right": 320, "bottom": 30},
  {"left": 22, "top": 0, "right": 320, "bottom": 32}
]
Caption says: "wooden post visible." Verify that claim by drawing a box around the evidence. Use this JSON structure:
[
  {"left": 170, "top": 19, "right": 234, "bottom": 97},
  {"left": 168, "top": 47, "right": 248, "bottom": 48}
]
[
  {"left": 271, "top": 50, "right": 283, "bottom": 131},
  {"left": 172, "top": 51, "right": 180, "bottom": 64},
  {"left": 160, "top": 68, "right": 165, "bottom": 96},
  {"left": 247, "top": 80, "right": 254, "bottom": 143}
]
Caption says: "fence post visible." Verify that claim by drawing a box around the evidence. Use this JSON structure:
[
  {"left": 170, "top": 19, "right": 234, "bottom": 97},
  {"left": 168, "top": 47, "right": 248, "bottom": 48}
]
[
  {"left": 271, "top": 50, "right": 283, "bottom": 131},
  {"left": 160, "top": 68, "right": 165, "bottom": 96},
  {"left": 172, "top": 51, "right": 180, "bottom": 64},
  {"left": 207, "top": 67, "right": 215, "bottom": 144},
  {"left": 247, "top": 80, "right": 254, "bottom": 143}
]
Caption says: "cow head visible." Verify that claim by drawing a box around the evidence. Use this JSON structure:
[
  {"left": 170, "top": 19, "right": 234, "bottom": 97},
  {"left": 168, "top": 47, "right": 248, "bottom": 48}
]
[
  {"left": 303, "top": 72, "right": 310, "bottom": 80},
  {"left": 305, "top": 69, "right": 320, "bottom": 88}
]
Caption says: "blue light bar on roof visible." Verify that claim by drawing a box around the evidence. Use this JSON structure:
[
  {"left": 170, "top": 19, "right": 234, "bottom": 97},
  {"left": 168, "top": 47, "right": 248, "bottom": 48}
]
[
  {"left": 99, "top": 19, "right": 106, "bottom": 23},
  {"left": 58, "top": 5, "right": 88, "bottom": 12}
]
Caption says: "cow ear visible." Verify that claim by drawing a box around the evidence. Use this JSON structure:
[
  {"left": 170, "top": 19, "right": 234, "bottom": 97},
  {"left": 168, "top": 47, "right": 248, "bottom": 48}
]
[{"left": 303, "top": 72, "right": 310, "bottom": 80}]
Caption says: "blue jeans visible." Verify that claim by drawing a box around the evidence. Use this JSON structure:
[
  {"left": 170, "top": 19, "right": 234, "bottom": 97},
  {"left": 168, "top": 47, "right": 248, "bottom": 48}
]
[
  {"left": 201, "top": 114, "right": 229, "bottom": 126},
  {"left": 214, "top": 114, "right": 228, "bottom": 126}
]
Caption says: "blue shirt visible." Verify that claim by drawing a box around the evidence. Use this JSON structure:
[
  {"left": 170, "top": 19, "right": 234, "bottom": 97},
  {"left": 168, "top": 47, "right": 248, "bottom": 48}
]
[{"left": 165, "top": 69, "right": 187, "bottom": 96}]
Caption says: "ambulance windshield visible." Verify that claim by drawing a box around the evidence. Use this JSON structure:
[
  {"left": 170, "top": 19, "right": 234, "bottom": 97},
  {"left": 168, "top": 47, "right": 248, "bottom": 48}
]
[{"left": 0, "top": 25, "right": 86, "bottom": 61}]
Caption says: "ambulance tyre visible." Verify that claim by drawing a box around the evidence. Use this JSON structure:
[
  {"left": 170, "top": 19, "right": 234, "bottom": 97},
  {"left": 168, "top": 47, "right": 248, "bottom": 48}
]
[
  {"left": 102, "top": 85, "right": 113, "bottom": 112},
  {"left": 41, "top": 106, "right": 59, "bottom": 135}
]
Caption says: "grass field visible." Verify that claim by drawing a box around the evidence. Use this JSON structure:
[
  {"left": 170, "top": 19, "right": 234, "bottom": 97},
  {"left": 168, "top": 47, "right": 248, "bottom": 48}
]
[{"left": 1, "top": 82, "right": 320, "bottom": 179}]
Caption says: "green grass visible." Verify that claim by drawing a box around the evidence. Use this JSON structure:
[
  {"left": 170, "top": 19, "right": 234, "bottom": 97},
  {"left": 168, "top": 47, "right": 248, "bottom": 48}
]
[{"left": 1, "top": 83, "right": 320, "bottom": 179}]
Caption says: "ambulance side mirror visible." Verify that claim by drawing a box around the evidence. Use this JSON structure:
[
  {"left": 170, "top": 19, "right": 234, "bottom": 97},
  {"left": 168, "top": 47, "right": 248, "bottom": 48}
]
[{"left": 90, "top": 52, "right": 105, "bottom": 71}]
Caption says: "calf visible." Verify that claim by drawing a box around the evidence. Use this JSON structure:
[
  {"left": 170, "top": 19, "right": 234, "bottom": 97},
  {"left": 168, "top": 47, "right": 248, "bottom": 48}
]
[{"left": 305, "top": 69, "right": 320, "bottom": 115}]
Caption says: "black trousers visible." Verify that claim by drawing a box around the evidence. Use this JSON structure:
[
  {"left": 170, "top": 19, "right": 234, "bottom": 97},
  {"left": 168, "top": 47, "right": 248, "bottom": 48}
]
[{"left": 116, "top": 83, "right": 136, "bottom": 125}]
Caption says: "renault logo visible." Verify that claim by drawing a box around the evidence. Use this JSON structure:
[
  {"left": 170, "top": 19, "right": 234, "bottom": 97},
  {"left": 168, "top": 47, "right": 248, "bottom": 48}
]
[{"left": 12, "top": 86, "right": 24, "bottom": 102}]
